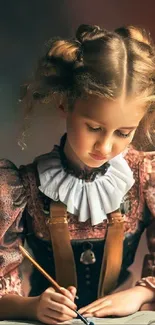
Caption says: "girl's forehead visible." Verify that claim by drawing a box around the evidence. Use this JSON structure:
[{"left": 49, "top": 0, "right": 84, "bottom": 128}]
[{"left": 73, "top": 97, "right": 146, "bottom": 125}]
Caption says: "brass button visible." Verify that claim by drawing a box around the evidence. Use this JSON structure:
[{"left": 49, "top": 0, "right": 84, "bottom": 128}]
[{"left": 42, "top": 208, "right": 49, "bottom": 215}]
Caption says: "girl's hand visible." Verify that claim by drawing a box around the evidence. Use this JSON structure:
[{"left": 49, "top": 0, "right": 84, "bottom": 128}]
[
  {"left": 78, "top": 286, "right": 154, "bottom": 318},
  {"left": 35, "top": 286, "right": 77, "bottom": 324}
]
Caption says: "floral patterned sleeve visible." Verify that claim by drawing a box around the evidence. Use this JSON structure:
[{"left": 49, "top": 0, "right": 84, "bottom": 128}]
[
  {"left": 136, "top": 152, "right": 155, "bottom": 291},
  {"left": 0, "top": 159, "right": 27, "bottom": 297}
]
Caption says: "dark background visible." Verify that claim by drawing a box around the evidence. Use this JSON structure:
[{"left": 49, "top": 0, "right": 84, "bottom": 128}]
[{"left": 1, "top": 0, "right": 155, "bottom": 287}]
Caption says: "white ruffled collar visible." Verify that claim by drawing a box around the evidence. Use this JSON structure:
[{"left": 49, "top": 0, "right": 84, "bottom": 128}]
[{"left": 37, "top": 145, "right": 135, "bottom": 226}]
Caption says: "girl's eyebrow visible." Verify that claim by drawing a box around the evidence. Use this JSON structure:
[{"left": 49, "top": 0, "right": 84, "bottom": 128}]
[{"left": 119, "top": 126, "right": 137, "bottom": 130}]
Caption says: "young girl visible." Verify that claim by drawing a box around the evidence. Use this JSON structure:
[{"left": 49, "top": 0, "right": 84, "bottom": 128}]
[{"left": 0, "top": 24, "right": 155, "bottom": 324}]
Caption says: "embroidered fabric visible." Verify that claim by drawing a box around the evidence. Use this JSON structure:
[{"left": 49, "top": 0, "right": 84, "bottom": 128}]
[{"left": 136, "top": 276, "right": 155, "bottom": 290}]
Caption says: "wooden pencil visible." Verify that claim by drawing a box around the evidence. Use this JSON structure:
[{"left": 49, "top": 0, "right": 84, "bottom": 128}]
[
  {"left": 19, "top": 245, "right": 62, "bottom": 294},
  {"left": 19, "top": 245, "right": 92, "bottom": 325}
]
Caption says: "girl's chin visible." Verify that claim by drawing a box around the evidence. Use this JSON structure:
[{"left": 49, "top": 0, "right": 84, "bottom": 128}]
[{"left": 82, "top": 159, "right": 106, "bottom": 169}]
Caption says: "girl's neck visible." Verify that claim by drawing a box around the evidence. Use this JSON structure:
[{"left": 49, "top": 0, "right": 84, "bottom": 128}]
[{"left": 63, "top": 135, "right": 91, "bottom": 171}]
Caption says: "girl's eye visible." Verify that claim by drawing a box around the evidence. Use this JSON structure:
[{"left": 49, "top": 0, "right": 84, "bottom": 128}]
[
  {"left": 116, "top": 130, "right": 131, "bottom": 138},
  {"left": 87, "top": 125, "right": 102, "bottom": 132}
]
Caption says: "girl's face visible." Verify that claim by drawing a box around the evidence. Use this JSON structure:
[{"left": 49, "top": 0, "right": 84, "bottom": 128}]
[{"left": 63, "top": 96, "right": 145, "bottom": 168}]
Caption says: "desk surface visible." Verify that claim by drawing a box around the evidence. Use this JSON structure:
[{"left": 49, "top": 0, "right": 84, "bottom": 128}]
[{"left": 1, "top": 311, "right": 155, "bottom": 325}]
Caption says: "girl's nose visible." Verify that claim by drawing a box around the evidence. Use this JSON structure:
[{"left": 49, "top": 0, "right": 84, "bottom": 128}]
[{"left": 94, "top": 137, "right": 113, "bottom": 156}]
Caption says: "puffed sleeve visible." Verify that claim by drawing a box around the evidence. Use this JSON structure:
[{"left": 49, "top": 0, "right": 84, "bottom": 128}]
[
  {"left": 0, "top": 159, "right": 27, "bottom": 297},
  {"left": 138, "top": 153, "right": 155, "bottom": 290}
]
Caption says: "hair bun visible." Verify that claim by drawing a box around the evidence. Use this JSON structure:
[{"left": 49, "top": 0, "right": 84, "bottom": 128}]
[
  {"left": 128, "top": 26, "right": 152, "bottom": 46},
  {"left": 76, "top": 24, "right": 105, "bottom": 43},
  {"left": 115, "top": 26, "right": 152, "bottom": 46}
]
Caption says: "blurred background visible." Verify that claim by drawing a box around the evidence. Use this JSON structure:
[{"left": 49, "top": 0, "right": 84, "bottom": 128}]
[{"left": 1, "top": 0, "right": 155, "bottom": 291}]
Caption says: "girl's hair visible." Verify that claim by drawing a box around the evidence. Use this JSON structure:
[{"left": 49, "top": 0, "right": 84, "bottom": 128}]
[{"left": 20, "top": 24, "right": 155, "bottom": 149}]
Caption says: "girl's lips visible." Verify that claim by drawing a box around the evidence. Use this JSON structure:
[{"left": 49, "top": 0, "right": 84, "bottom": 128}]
[{"left": 89, "top": 153, "right": 107, "bottom": 161}]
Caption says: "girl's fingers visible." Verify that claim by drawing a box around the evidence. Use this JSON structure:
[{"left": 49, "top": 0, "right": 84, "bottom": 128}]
[
  {"left": 83, "top": 299, "right": 112, "bottom": 315},
  {"left": 60, "top": 287, "right": 76, "bottom": 302},
  {"left": 47, "top": 300, "right": 77, "bottom": 318},
  {"left": 49, "top": 291, "right": 77, "bottom": 310},
  {"left": 78, "top": 297, "right": 105, "bottom": 314},
  {"left": 46, "top": 308, "right": 75, "bottom": 321},
  {"left": 94, "top": 305, "right": 117, "bottom": 317},
  {"left": 67, "top": 286, "right": 77, "bottom": 300}
]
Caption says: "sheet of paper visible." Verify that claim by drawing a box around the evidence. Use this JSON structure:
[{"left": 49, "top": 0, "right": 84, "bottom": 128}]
[{"left": 1, "top": 312, "right": 155, "bottom": 324}]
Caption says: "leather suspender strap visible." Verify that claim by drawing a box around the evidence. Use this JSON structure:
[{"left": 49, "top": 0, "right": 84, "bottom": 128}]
[
  {"left": 98, "top": 210, "right": 124, "bottom": 297},
  {"left": 48, "top": 201, "right": 123, "bottom": 296},
  {"left": 47, "top": 201, "right": 77, "bottom": 289}
]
